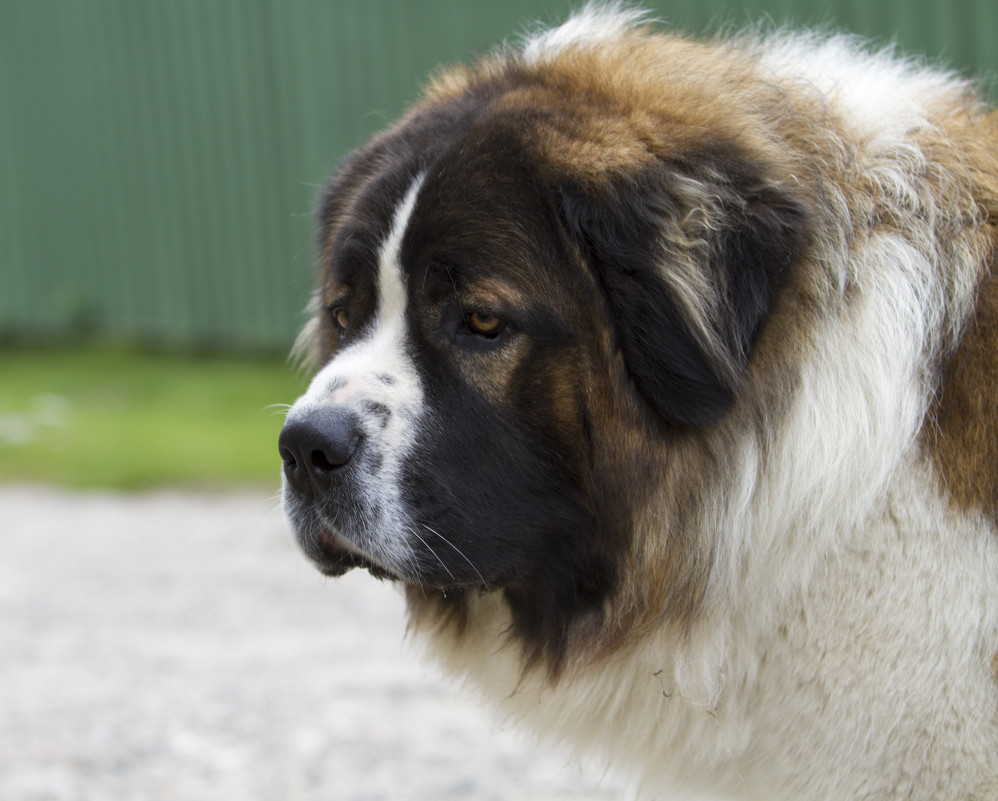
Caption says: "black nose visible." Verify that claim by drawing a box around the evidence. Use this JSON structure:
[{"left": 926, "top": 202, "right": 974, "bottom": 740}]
[{"left": 278, "top": 409, "right": 362, "bottom": 497}]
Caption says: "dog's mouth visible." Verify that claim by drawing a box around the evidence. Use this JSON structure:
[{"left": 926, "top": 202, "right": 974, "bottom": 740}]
[{"left": 311, "top": 528, "right": 399, "bottom": 581}]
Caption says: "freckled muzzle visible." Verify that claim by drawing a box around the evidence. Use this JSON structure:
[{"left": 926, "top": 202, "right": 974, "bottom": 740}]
[{"left": 278, "top": 391, "right": 416, "bottom": 582}]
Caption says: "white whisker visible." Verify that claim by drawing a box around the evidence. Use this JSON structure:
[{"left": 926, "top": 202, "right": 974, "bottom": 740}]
[
  {"left": 407, "top": 526, "right": 455, "bottom": 582},
  {"left": 422, "top": 524, "right": 490, "bottom": 590}
]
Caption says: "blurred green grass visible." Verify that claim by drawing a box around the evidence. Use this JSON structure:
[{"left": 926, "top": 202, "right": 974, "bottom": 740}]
[{"left": 0, "top": 347, "right": 308, "bottom": 489}]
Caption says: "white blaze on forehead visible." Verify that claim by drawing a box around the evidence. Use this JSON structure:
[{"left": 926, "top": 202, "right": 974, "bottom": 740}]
[
  {"left": 377, "top": 176, "right": 423, "bottom": 329},
  {"left": 293, "top": 174, "right": 426, "bottom": 408},
  {"left": 340, "top": 173, "right": 425, "bottom": 395}
]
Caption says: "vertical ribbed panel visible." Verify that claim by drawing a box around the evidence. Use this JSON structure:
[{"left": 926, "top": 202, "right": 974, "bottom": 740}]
[{"left": 1, "top": 0, "right": 996, "bottom": 351}]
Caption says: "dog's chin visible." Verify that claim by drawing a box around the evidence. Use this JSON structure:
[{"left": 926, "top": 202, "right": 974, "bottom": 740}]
[{"left": 307, "top": 529, "right": 400, "bottom": 581}]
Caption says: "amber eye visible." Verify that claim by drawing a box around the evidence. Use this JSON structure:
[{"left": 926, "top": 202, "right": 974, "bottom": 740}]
[
  {"left": 464, "top": 311, "right": 506, "bottom": 337},
  {"left": 330, "top": 306, "right": 349, "bottom": 333}
]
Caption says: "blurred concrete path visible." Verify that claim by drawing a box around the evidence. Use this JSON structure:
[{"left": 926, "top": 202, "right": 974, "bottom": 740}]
[{"left": 0, "top": 486, "right": 619, "bottom": 801}]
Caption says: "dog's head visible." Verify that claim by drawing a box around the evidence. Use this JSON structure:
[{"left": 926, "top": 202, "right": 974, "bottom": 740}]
[{"left": 280, "top": 40, "right": 807, "bottom": 665}]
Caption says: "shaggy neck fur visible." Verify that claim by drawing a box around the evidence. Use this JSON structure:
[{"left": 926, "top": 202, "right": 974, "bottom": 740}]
[{"left": 402, "top": 11, "right": 998, "bottom": 801}]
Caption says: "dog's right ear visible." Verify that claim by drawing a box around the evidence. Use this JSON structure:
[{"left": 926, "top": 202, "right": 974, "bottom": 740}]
[{"left": 555, "top": 161, "right": 806, "bottom": 428}]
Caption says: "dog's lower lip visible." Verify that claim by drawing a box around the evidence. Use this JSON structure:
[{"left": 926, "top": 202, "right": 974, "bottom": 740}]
[
  {"left": 310, "top": 526, "right": 475, "bottom": 586},
  {"left": 312, "top": 529, "right": 397, "bottom": 580},
  {"left": 318, "top": 529, "right": 344, "bottom": 556},
  {"left": 307, "top": 529, "right": 356, "bottom": 576}
]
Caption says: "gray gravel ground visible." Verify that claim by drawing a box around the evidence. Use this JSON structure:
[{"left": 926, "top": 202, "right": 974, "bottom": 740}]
[{"left": 0, "top": 485, "right": 624, "bottom": 801}]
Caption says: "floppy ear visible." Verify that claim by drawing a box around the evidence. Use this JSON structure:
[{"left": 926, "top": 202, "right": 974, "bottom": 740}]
[{"left": 557, "top": 162, "right": 807, "bottom": 428}]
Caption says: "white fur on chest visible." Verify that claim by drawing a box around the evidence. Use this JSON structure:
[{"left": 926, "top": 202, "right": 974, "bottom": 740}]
[{"left": 413, "top": 461, "right": 998, "bottom": 800}]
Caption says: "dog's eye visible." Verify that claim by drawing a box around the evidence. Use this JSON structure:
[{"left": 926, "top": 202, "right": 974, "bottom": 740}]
[
  {"left": 463, "top": 311, "right": 506, "bottom": 338},
  {"left": 329, "top": 306, "right": 350, "bottom": 335}
]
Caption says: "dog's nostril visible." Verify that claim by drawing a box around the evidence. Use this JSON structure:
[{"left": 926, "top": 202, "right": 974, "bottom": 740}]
[
  {"left": 279, "top": 446, "right": 298, "bottom": 470},
  {"left": 278, "top": 411, "right": 362, "bottom": 497},
  {"left": 310, "top": 448, "right": 338, "bottom": 473}
]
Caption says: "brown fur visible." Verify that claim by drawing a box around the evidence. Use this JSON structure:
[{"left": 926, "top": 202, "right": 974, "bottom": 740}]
[
  {"left": 919, "top": 105, "right": 998, "bottom": 522},
  {"left": 929, "top": 250, "right": 998, "bottom": 520}
]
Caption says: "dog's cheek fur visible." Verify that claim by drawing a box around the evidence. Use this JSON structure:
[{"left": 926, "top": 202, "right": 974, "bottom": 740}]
[{"left": 402, "top": 334, "right": 646, "bottom": 672}]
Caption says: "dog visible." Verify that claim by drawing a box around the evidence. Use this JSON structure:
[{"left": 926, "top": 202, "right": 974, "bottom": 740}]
[{"left": 279, "top": 6, "right": 998, "bottom": 799}]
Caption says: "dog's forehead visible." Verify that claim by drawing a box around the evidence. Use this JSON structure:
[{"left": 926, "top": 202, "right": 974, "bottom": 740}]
[
  {"left": 302, "top": 176, "right": 425, "bottom": 401},
  {"left": 378, "top": 176, "right": 424, "bottom": 314},
  {"left": 403, "top": 161, "right": 579, "bottom": 304},
  {"left": 320, "top": 109, "right": 588, "bottom": 325},
  {"left": 320, "top": 170, "right": 421, "bottom": 287}
]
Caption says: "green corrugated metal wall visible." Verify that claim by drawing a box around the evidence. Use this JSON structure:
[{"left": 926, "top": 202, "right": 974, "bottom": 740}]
[{"left": 2, "top": 1, "right": 996, "bottom": 352}]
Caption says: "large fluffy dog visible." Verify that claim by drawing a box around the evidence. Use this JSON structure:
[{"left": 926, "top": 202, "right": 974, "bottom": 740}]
[{"left": 279, "top": 7, "right": 998, "bottom": 799}]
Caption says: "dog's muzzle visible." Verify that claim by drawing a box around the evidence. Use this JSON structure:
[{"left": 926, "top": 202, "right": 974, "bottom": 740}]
[{"left": 279, "top": 407, "right": 387, "bottom": 578}]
